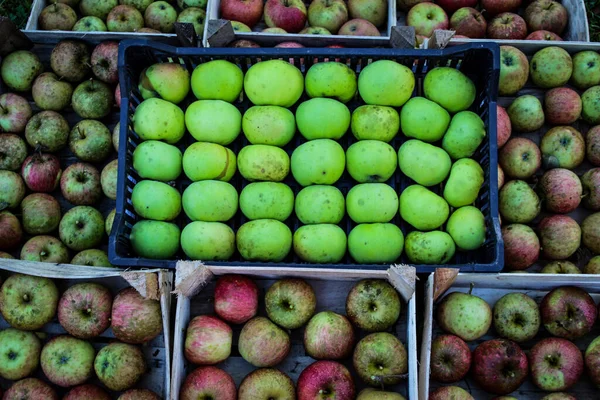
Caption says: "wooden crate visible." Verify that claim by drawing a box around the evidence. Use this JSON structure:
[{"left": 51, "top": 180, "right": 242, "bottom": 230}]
[
  {"left": 419, "top": 272, "right": 600, "bottom": 400},
  {"left": 171, "top": 265, "right": 418, "bottom": 400},
  {"left": 0, "top": 261, "right": 173, "bottom": 398}
]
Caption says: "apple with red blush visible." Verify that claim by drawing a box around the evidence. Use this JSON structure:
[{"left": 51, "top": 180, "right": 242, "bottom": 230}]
[
  {"left": 527, "top": 30, "right": 563, "bottom": 40},
  {"left": 497, "top": 105, "right": 511, "bottom": 148},
  {"left": 450, "top": 7, "right": 486, "bottom": 38},
  {"left": 263, "top": 0, "right": 307, "bottom": 33},
  {"left": 180, "top": 366, "right": 236, "bottom": 400},
  {"left": 540, "top": 286, "right": 597, "bottom": 340},
  {"left": 220, "top": 0, "right": 263, "bottom": 28},
  {"left": 530, "top": 337, "right": 583, "bottom": 391},
  {"left": 297, "top": 360, "right": 355, "bottom": 399},
  {"left": 472, "top": 339, "right": 528, "bottom": 395},
  {"left": 430, "top": 334, "right": 471, "bottom": 383},
  {"left": 21, "top": 153, "right": 62, "bottom": 193},
  {"left": 214, "top": 274, "right": 258, "bottom": 324},
  {"left": 544, "top": 87, "right": 582, "bottom": 125},
  {"left": 487, "top": 12, "right": 528, "bottom": 40},
  {"left": 185, "top": 315, "right": 232, "bottom": 364},
  {"left": 481, "top": 0, "right": 521, "bottom": 15}
]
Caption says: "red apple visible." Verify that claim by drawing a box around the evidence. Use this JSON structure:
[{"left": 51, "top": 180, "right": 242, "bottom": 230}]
[
  {"left": 406, "top": 2, "right": 449, "bottom": 37},
  {"left": 487, "top": 12, "right": 528, "bottom": 40},
  {"left": 526, "top": 30, "right": 563, "bottom": 40},
  {"left": 180, "top": 366, "right": 236, "bottom": 400},
  {"left": 275, "top": 41, "right": 305, "bottom": 47},
  {"left": 538, "top": 215, "right": 581, "bottom": 260},
  {"left": 437, "top": 0, "right": 477, "bottom": 13},
  {"left": 220, "top": 0, "right": 263, "bottom": 28},
  {"left": 502, "top": 224, "right": 539, "bottom": 271},
  {"left": 481, "top": 0, "right": 521, "bottom": 15},
  {"left": 472, "top": 339, "right": 528, "bottom": 395},
  {"left": 544, "top": 87, "right": 582, "bottom": 125},
  {"left": 430, "top": 334, "right": 471, "bottom": 383},
  {"left": 297, "top": 361, "right": 355, "bottom": 400},
  {"left": 338, "top": 18, "right": 380, "bottom": 36},
  {"left": 524, "top": 0, "right": 568, "bottom": 35},
  {"left": 0, "top": 211, "right": 22, "bottom": 250},
  {"left": 585, "top": 336, "right": 600, "bottom": 388},
  {"left": 450, "top": 7, "right": 486, "bottom": 38},
  {"left": 539, "top": 168, "right": 582, "bottom": 214},
  {"left": 541, "top": 286, "right": 597, "bottom": 340},
  {"left": 214, "top": 274, "right": 258, "bottom": 324},
  {"left": 497, "top": 105, "right": 511, "bottom": 147},
  {"left": 91, "top": 41, "right": 119, "bottom": 84},
  {"left": 58, "top": 283, "right": 113, "bottom": 339},
  {"left": 21, "top": 153, "right": 62, "bottom": 193},
  {"left": 529, "top": 338, "right": 583, "bottom": 391},
  {"left": 264, "top": 0, "right": 307, "bottom": 33},
  {"left": 63, "top": 384, "right": 110, "bottom": 400}
]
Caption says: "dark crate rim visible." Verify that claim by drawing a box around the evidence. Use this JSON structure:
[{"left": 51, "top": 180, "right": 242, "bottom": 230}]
[{"left": 110, "top": 39, "right": 504, "bottom": 273}]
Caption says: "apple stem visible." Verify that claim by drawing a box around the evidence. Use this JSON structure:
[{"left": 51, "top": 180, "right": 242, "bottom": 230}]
[
  {"left": 468, "top": 282, "right": 475, "bottom": 295},
  {"left": 78, "top": 126, "right": 85, "bottom": 139}
]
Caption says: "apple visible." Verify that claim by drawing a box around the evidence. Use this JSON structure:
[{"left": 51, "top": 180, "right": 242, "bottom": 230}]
[
  {"left": 50, "top": 40, "right": 91, "bottom": 83},
  {"left": 585, "top": 336, "right": 600, "bottom": 387},
  {"left": 305, "top": 61, "right": 357, "bottom": 103},
  {"left": 181, "top": 142, "right": 234, "bottom": 182},
  {"left": 430, "top": 334, "right": 471, "bottom": 383},
  {"left": 25, "top": 110, "right": 70, "bottom": 152},
  {"left": 493, "top": 292, "right": 540, "bottom": 342},
  {"left": 582, "top": 86, "right": 600, "bottom": 124},
  {"left": 239, "top": 369, "right": 295, "bottom": 399},
  {"left": 582, "top": 212, "right": 600, "bottom": 254},
  {"left": 498, "top": 165, "right": 505, "bottom": 188},
  {"left": 358, "top": 60, "right": 414, "bottom": 107},
  {"left": 541, "top": 261, "right": 582, "bottom": 274},
  {"left": 214, "top": 274, "right": 258, "bottom": 324},
  {"left": 498, "top": 46, "right": 529, "bottom": 96},
  {"left": 101, "top": 159, "right": 118, "bottom": 200},
  {"left": 180, "top": 367, "right": 236, "bottom": 400},
  {"left": 530, "top": 46, "right": 573, "bottom": 89},
  {"left": 79, "top": 0, "right": 117, "bottom": 19},
  {"left": 112, "top": 287, "right": 163, "bottom": 344},
  {"left": 571, "top": 51, "right": 600, "bottom": 89},
  {"left": 539, "top": 215, "right": 581, "bottom": 260},
  {"left": 353, "top": 332, "right": 407, "bottom": 386},
  {"left": 291, "top": 139, "right": 345, "bottom": 186},
  {"left": 297, "top": 361, "right": 355, "bottom": 399},
  {"left": 105, "top": 208, "right": 116, "bottom": 236},
  {"left": 265, "top": 278, "right": 316, "bottom": 329},
  {"left": 586, "top": 256, "right": 600, "bottom": 273},
  {"left": 2, "top": 378, "right": 58, "bottom": 400},
  {"left": 526, "top": 30, "right": 562, "bottom": 40},
  {"left": 179, "top": 0, "right": 208, "bottom": 8},
  {"left": 304, "top": 311, "right": 355, "bottom": 359},
  {"left": 0, "top": 134, "right": 27, "bottom": 171},
  {"left": 60, "top": 163, "right": 102, "bottom": 206},
  {"left": 239, "top": 316, "right": 290, "bottom": 367},
  {"left": 0, "top": 273, "right": 59, "bottom": 330},
  {"left": 120, "top": 0, "right": 154, "bottom": 12},
  {"left": 437, "top": 291, "right": 492, "bottom": 341},
  {"left": 300, "top": 26, "right": 332, "bottom": 34},
  {"left": 133, "top": 98, "right": 185, "bottom": 144},
  {"left": 191, "top": 59, "right": 243, "bottom": 102},
  {"left": 496, "top": 106, "right": 511, "bottom": 148},
  {"left": 107, "top": 5, "right": 145, "bottom": 31},
  {"left": 21, "top": 193, "right": 61, "bottom": 235},
  {"left": 481, "top": 0, "right": 521, "bottom": 15},
  {"left": 244, "top": 60, "right": 304, "bottom": 107},
  {"left": 231, "top": 20, "right": 252, "bottom": 31},
  {"left": 307, "top": 0, "right": 348, "bottom": 34},
  {"left": 540, "top": 126, "right": 585, "bottom": 169},
  {"left": 430, "top": 386, "right": 473, "bottom": 400},
  {"left": 424, "top": 67, "right": 475, "bottom": 113},
  {"left": 544, "top": 87, "right": 582, "bottom": 125},
  {"left": 139, "top": 62, "right": 191, "bottom": 104},
  {"left": 539, "top": 168, "right": 582, "bottom": 213},
  {"left": 130, "top": 220, "right": 181, "bottom": 259},
  {"left": 508, "top": 95, "right": 545, "bottom": 132},
  {"left": 0, "top": 252, "right": 13, "bottom": 259},
  {"left": 472, "top": 339, "right": 528, "bottom": 395},
  {"left": 502, "top": 224, "right": 540, "bottom": 271},
  {"left": 582, "top": 168, "right": 600, "bottom": 210},
  {"left": 94, "top": 342, "right": 146, "bottom": 391},
  {"left": 72, "top": 79, "right": 114, "bottom": 119},
  {"left": 184, "top": 315, "right": 232, "bottom": 364},
  {"left": 406, "top": 2, "right": 448, "bottom": 37},
  {"left": 530, "top": 337, "right": 583, "bottom": 391},
  {"left": 336, "top": 18, "right": 379, "bottom": 35},
  {"left": 263, "top": 27, "right": 287, "bottom": 32},
  {"left": 39, "top": 3, "right": 77, "bottom": 30},
  {"left": 59, "top": 206, "right": 104, "bottom": 251},
  {"left": 115, "top": 85, "right": 121, "bottom": 109},
  {"left": 525, "top": 0, "right": 568, "bottom": 35},
  {"left": 1, "top": 50, "right": 44, "bottom": 92},
  {"left": 177, "top": 8, "right": 207, "bottom": 36},
  {"left": 32, "top": 72, "right": 73, "bottom": 111},
  {"left": 64, "top": 385, "right": 111, "bottom": 400},
  {"left": 220, "top": 0, "right": 263, "bottom": 27},
  {"left": 296, "top": 98, "right": 350, "bottom": 140},
  {"left": 346, "top": 279, "right": 400, "bottom": 331},
  {"left": 91, "top": 41, "right": 119, "bottom": 84},
  {"left": 499, "top": 137, "right": 541, "bottom": 179},
  {"left": 0, "top": 211, "right": 22, "bottom": 250},
  {"left": 73, "top": 16, "right": 108, "bottom": 31},
  {"left": 41, "top": 335, "right": 95, "bottom": 387},
  {"left": 69, "top": 120, "right": 112, "bottom": 163},
  {"left": 348, "top": 0, "right": 386, "bottom": 27},
  {"left": 450, "top": 7, "right": 486, "bottom": 38},
  {"left": 541, "top": 286, "right": 597, "bottom": 339},
  {"left": 0, "top": 170, "right": 25, "bottom": 210},
  {"left": 132, "top": 180, "right": 182, "bottom": 222},
  {"left": 264, "top": 0, "right": 307, "bottom": 33},
  {"left": 19, "top": 235, "right": 69, "bottom": 263},
  {"left": 346, "top": 140, "right": 396, "bottom": 183},
  {"left": 487, "top": 12, "right": 527, "bottom": 39},
  {"left": 397, "top": 0, "right": 427, "bottom": 11},
  {"left": 0, "top": 93, "right": 32, "bottom": 133},
  {"left": 0, "top": 328, "right": 41, "bottom": 380},
  {"left": 58, "top": 283, "right": 112, "bottom": 339},
  {"left": 71, "top": 249, "right": 111, "bottom": 267}
]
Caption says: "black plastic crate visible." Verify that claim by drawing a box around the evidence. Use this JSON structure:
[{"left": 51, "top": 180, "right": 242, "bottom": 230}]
[{"left": 109, "top": 39, "right": 503, "bottom": 272}]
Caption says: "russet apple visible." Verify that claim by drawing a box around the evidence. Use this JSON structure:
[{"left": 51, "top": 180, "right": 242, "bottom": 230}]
[
  {"left": 541, "top": 260, "right": 581, "bottom": 274},
  {"left": 238, "top": 144, "right": 289, "bottom": 181},
  {"left": 497, "top": 105, "right": 511, "bottom": 147},
  {"left": 481, "top": 0, "right": 521, "bottom": 15},
  {"left": 430, "top": 334, "right": 471, "bottom": 383},
  {"left": 571, "top": 51, "right": 600, "bottom": 89},
  {"left": 32, "top": 72, "right": 73, "bottom": 111},
  {"left": 531, "top": 46, "right": 573, "bottom": 89},
  {"left": 80, "top": 0, "right": 117, "bottom": 19},
  {"left": 299, "top": 26, "right": 332, "bottom": 34},
  {"left": 177, "top": 7, "right": 207, "bottom": 35},
  {"left": 526, "top": 30, "right": 563, "bottom": 40},
  {"left": 59, "top": 206, "right": 105, "bottom": 251},
  {"left": 487, "top": 12, "right": 527, "bottom": 39},
  {"left": 72, "top": 79, "right": 114, "bottom": 119},
  {"left": 0, "top": 211, "right": 22, "bottom": 250},
  {"left": 499, "top": 180, "right": 541, "bottom": 223},
  {"left": 436, "top": 290, "right": 492, "bottom": 341},
  {"left": 265, "top": 278, "right": 316, "bottom": 329},
  {"left": 541, "top": 286, "right": 597, "bottom": 339},
  {"left": 493, "top": 292, "right": 540, "bottom": 342},
  {"left": 582, "top": 212, "right": 600, "bottom": 253},
  {"left": 144, "top": 1, "right": 178, "bottom": 32},
  {"left": 39, "top": 3, "right": 78, "bottom": 30},
  {"left": 430, "top": 386, "right": 473, "bottom": 400},
  {"left": 0, "top": 170, "right": 25, "bottom": 210},
  {"left": 0, "top": 328, "right": 41, "bottom": 380},
  {"left": 297, "top": 361, "right": 355, "bottom": 399},
  {"left": 21, "top": 193, "right": 61, "bottom": 235},
  {"left": 25, "top": 110, "right": 70, "bottom": 152},
  {"left": 214, "top": 274, "right": 258, "bottom": 324},
  {"left": 21, "top": 153, "right": 62, "bottom": 193},
  {"left": 19, "top": 235, "right": 69, "bottom": 263},
  {"left": 239, "top": 369, "right": 295, "bottom": 399},
  {"left": 499, "top": 137, "right": 541, "bottom": 179},
  {"left": 540, "top": 126, "right": 585, "bottom": 169},
  {"left": 118, "top": 389, "right": 161, "bottom": 400},
  {"left": 582, "top": 86, "right": 600, "bottom": 124},
  {"left": 239, "top": 316, "right": 290, "bottom": 367},
  {"left": 2, "top": 378, "right": 58, "bottom": 399},
  {"left": 71, "top": 249, "right": 111, "bottom": 267},
  {"left": 348, "top": 0, "right": 386, "bottom": 27},
  {"left": 69, "top": 120, "right": 112, "bottom": 163},
  {"left": 338, "top": 18, "right": 380, "bottom": 35},
  {"left": 50, "top": 40, "right": 90, "bottom": 83},
  {"left": 353, "top": 332, "right": 407, "bottom": 386},
  {"left": 544, "top": 87, "right": 581, "bottom": 124},
  {"left": 120, "top": 0, "right": 155, "bottom": 13},
  {"left": 539, "top": 168, "right": 582, "bottom": 213},
  {"left": 91, "top": 41, "right": 119, "bottom": 84},
  {"left": 406, "top": 2, "right": 448, "bottom": 37},
  {"left": 472, "top": 339, "right": 528, "bottom": 395},
  {"left": 60, "top": 163, "right": 102, "bottom": 206},
  {"left": 585, "top": 336, "right": 600, "bottom": 387},
  {"left": 41, "top": 335, "right": 95, "bottom": 387},
  {"left": 507, "top": 95, "right": 545, "bottom": 132},
  {"left": 304, "top": 312, "right": 355, "bottom": 360},
  {"left": 582, "top": 168, "right": 600, "bottom": 210}
]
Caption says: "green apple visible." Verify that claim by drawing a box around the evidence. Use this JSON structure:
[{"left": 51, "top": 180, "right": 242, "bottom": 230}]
[
  {"left": 133, "top": 98, "right": 185, "bottom": 144},
  {"left": 358, "top": 60, "right": 415, "bottom": 106},
  {"left": 1, "top": 50, "right": 43, "bottom": 92},
  {"left": 530, "top": 46, "right": 573, "bottom": 89},
  {"left": 185, "top": 100, "right": 241, "bottom": 145},
  {"left": 138, "top": 63, "right": 190, "bottom": 104},
  {"left": 0, "top": 328, "right": 41, "bottom": 380},
  {"left": 176, "top": 7, "right": 206, "bottom": 35},
  {"left": 305, "top": 61, "right": 357, "bottom": 103},
  {"left": 424, "top": 67, "right": 476, "bottom": 113},
  {"left": 191, "top": 60, "right": 244, "bottom": 102},
  {"left": 400, "top": 97, "right": 450, "bottom": 142},
  {"left": 291, "top": 139, "right": 345, "bottom": 186},
  {"left": 296, "top": 98, "right": 351, "bottom": 140},
  {"left": 358, "top": 389, "right": 405, "bottom": 400},
  {"left": 80, "top": 0, "right": 117, "bottom": 19},
  {"left": 238, "top": 145, "right": 290, "bottom": 181},
  {"left": 244, "top": 60, "right": 304, "bottom": 107},
  {"left": 293, "top": 224, "right": 347, "bottom": 263},
  {"left": 346, "top": 183, "right": 398, "bottom": 223},
  {"left": 73, "top": 16, "right": 107, "bottom": 31},
  {"left": 571, "top": 51, "right": 600, "bottom": 89},
  {"left": 442, "top": 111, "right": 486, "bottom": 159},
  {"left": 295, "top": 185, "right": 345, "bottom": 224},
  {"left": 240, "top": 182, "right": 294, "bottom": 221},
  {"left": 351, "top": 105, "right": 399, "bottom": 142},
  {"left": 237, "top": 219, "right": 292, "bottom": 261},
  {"left": 400, "top": 185, "right": 449, "bottom": 231},
  {"left": 444, "top": 158, "right": 484, "bottom": 208},
  {"left": 231, "top": 20, "right": 251, "bottom": 32},
  {"left": 133, "top": 140, "right": 182, "bottom": 182},
  {"left": 507, "top": 95, "right": 545, "bottom": 132},
  {"left": 447, "top": 206, "right": 486, "bottom": 251},
  {"left": 131, "top": 180, "right": 181, "bottom": 221},
  {"left": 130, "top": 220, "right": 180, "bottom": 259},
  {"left": 183, "top": 142, "right": 236, "bottom": 182},
  {"left": 346, "top": 140, "right": 396, "bottom": 183},
  {"left": 582, "top": 86, "right": 600, "bottom": 124},
  {"left": 243, "top": 106, "right": 295, "bottom": 146},
  {"left": 348, "top": 223, "right": 404, "bottom": 263},
  {"left": 120, "top": 0, "right": 154, "bottom": 12},
  {"left": 181, "top": 221, "right": 235, "bottom": 260},
  {"left": 436, "top": 291, "right": 492, "bottom": 341},
  {"left": 398, "top": 139, "right": 451, "bottom": 186},
  {"left": 182, "top": 180, "right": 238, "bottom": 222},
  {"left": 405, "top": 230, "right": 455, "bottom": 264},
  {"left": 499, "top": 180, "right": 541, "bottom": 224},
  {"left": 40, "top": 335, "right": 95, "bottom": 387}
]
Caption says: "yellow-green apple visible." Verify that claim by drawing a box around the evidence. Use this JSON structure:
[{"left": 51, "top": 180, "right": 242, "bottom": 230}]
[
  {"left": 582, "top": 168, "right": 600, "bottom": 209},
  {"left": 442, "top": 111, "right": 486, "bottom": 159},
  {"left": 498, "top": 46, "right": 529, "bottom": 96},
  {"left": 50, "top": 40, "right": 90, "bottom": 83},
  {"left": 338, "top": 18, "right": 380, "bottom": 35},
  {"left": 481, "top": 0, "right": 521, "bottom": 15},
  {"left": 358, "top": 60, "right": 414, "bottom": 106},
  {"left": 450, "top": 7, "right": 486, "bottom": 38},
  {"left": 530, "top": 337, "right": 583, "bottom": 391},
  {"left": 118, "top": 389, "right": 161, "bottom": 400},
  {"left": 539, "top": 168, "right": 582, "bottom": 213},
  {"left": 541, "top": 261, "right": 581, "bottom": 274},
  {"left": 21, "top": 193, "right": 61, "bottom": 235},
  {"left": 112, "top": 287, "right": 162, "bottom": 343},
  {"left": 530, "top": 46, "right": 573, "bottom": 88},
  {"left": 540, "top": 126, "right": 585, "bottom": 169},
  {"left": 133, "top": 98, "right": 185, "bottom": 144},
  {"left": 399, "top": 140, "right": 450, "bottom": 185},
  {"left": 1, "top": 50, "right": 43, "bottom": 92},
  {"left": 239, "top": 316, "right": 290, "bottom": 366},
  {"left": 19, "top": 235, "right": 69, "bottom": 263},
  {"left": 72, "top": 79, "right": 114, "bottom": 119},
  {"left": 80, "top": 0, "right": 117, "bottom": 19},
  {"left": 192, "top": 60, "right": 243, "bottom": 102},
  {"left": 297, "top": 361, "right": 355, "bottom": 399},
  {"left": 526, "top": 30, "right": 562, "bottom": 40},
  {"left": 242, "top": 106, "right": 295, "bottom": 146},
  {"left": 541, "top": 286, "right": 596, "bottom": 339},
  {"left": 184, "top": 315, "right": 232, "bottom": 364},
  {"left": 571, "top": 51, "right": 600, "bottom": 89},
  {"left": 59, "top": 206, "right": 105, "bottom": 251},
  {"left": 304, "top": 311, "right": 354, "bottom": 359},
  {"left": 444, "top": 160, "right": 484, "bottom": 207},
  {"left": 293, "top": 224, "right": 347, "bottom": 263},
  {"left": 39, "top": 3, "right": 77, "bottom": 30},
  {"left": 299, "top": 26, "right": 332, "bottom": 34},
  {"left": 263, "top": 26, "right": 286, "bottom": 32},
  {"left": 539, "top": 215, "right": 581, "bottom": 260},
  {"left": 472, "top": 339, "right": 528, "bottom": 395},
  {"left": 351, "top": 105, "right": 399, "bottom": 141},
  {"left": 144, "top": 1, "right": 178, "bottom": 32},
  {"left": 0, "top": 328, "right": 41, "bottom": 380},
  {"left": 21, "top": 153, "right": 62, "bottom": 193},
  {"left": 0, "top": 273, "right": 59, "bottom": 330},
  {"left": 358, "top": 389, "right": 405, "bottom": 399},
  {"left": 105, "top": 208, "right": 115, "bottom": 236},
  {"left": 238, "top": 144, "right": 289, "bottom": 181},
  {"left": 295, "top": 185, "right": 345, "bottom": 224},
  {"left": 73, "top": 16, "right": 108, "bottom": 31},
  {"left": 296, "top": 98, "right": 350, "bottom": 140},
  {"left": 0, "top": 93, "right": 32, "bottom": 133},
  {"left": 231, "top": 20, "right": 252, "bottom": 31},
  {"left": 346, "top": 140, "right": 396, "bottom": 183},
  {"left": 112, "top": 122, "right": 119, "bottom": 154},
  {"left": 69, "top": 120, "right": 112, "bottom": 163},
  {"left": 107, "top": 5, "right": 145, "bottom": 31},
  {"left": 525, "top": 0, "right": 568, "bottom": 35},
  {"left": 120, "top": 0, "right": 154, "bottom": 12},
  {"left": 2, "top": 378, "right": 58, "bottom": 399},
  {"left": 305, "top": 61, "right": 357, "bottom": 103},
  {"left": 406, "top": 2, "right": 448, "bottom": 37},
  {"left": 437, "top": 290, "right": 492, "bottom": 341},
  {"left": 130, "top": 220, "right": 180, "bottom": 259},
  {"left": 507, "top": 95, "right": 545, "bottom": 132},
  {"left": 400, "top": 184, "right": 449, "bottom": 230},
  {"left": 220, "top": 0, "right": 263, "bottom": 27},
  {"left": 100, "top": 159, "right": 117, "bottom": 200},
  {"left": 544, "top": 87, "right": 581, "bottom": 125},
  {"left": 182, "top": 142, "right": 236, "bottom": 182},
  {"left": 353, "top": 332, "right": 407, "bottom": 386},
  {"left": 582, "top": 212, "right": 600, "bottom": 253},
  {"left": 406, "top": 230, "right": 454, "bottom": 264},
  {"left": 58, "top": 283, "right": 112, "bottom": 339},
  {"left": 264, "top": 0, "right": 307, "bottom": 33},
  {"left": 185, "top": 100, "right": 241, "bottom": 145},
  {"left": 32, "top": 72, "right": 73, "bottom": 111},
  {"left": 348, "top": 0, "right": 386, "bottom": 27},
  {"left": 240, "top": 182, "right": 294, "bottom": 221},
  {"left": 0, "top": 170, "right": 25, "bottom": 210},
  {"left": 424, "top": 66, "right": 475, "bottom": 112},
  {"left": 25, "top": 111, "right": 69, "bottom": 152},
  {"left": 139, "top": 62, "right": 190, "bottom": 104},
  {"left": 180, "top": 367, "right": 236, "bottom": 400},
  {"left": 446, "top": 206, "right": 486, "bottom": 251},
  {"left": 0, "top": 211, "right": 22, "bottom": 250},
  {"left": 134, "top": 140, "right": 182, "bottom": 182},
  {"left": 499, "top": 138, "right": 541, "bottom": 179},
  {"left": 237, "top": 219, "right": 291, "bottom": 261},
  {"left": 131, "top": 180, "right": 181, "bottom": 221},
  {"left": 582, "top": 86, "right": 600, "bottom": 124},
  {"left": 493, "top": 293, "right": 540, "bottom": 342},
  {"left": 585, "top": 336, "right": 600, "bottom": 387},
  {"left": 70, "top": 249, "right": 111, "bottom": 267},
  {"left": 214, "top": 275, "right": 258, "bottom": 324},
  {"left": 94, "top": 343, "right": 146, "bottom": 391},
  {"left": 265, "top": 279, "right": 316, "bottom": 329},
  {"left": 239, "top": 369, "right": 295, "bottom": 399},
  {"left": 308, "top": 0, "right": 348, "bottom": 33},
  {"left": 182, "top": 180, "right": 238, "bottom": 222},
  {"left": 346, "top": 183, "right": 398, "bottom": 223},
  {"left": 244, "top": 60, "right": 304, "bottom": 106},
  {"left": 291, "top": 139, "right": 345, "bottom": 186},
  {"left": 348, "top": 223, "right": 404, "bottom": 263},
  {"left": 430, "top": 334, "right": 471, "bottom": 383},
  {"left": 487, "top": 12, "right": 527, "bottom": 39},
  {"left": 41, "top": 335, "right": 95, "bottom": 387},
  {"left": 60, "top": 163, "right": 102, "bottom": 205},
  {"left": 346, "top": 279, "right": 400, "bottom": 331},
  {"left": 499, "top": 180, "right": 541, "bottom": 223},
  {"left": 181, "top": 221, "right": 235, "bottom": 260},
  {"left": 91, "top": 41, "right": 118, "bottom": 84},
  {"left": 177, "top": 7, "right": 206, "bottom": 35},
  {"left": 502, "top": 224, "right": 539, "bottom": 271}
]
